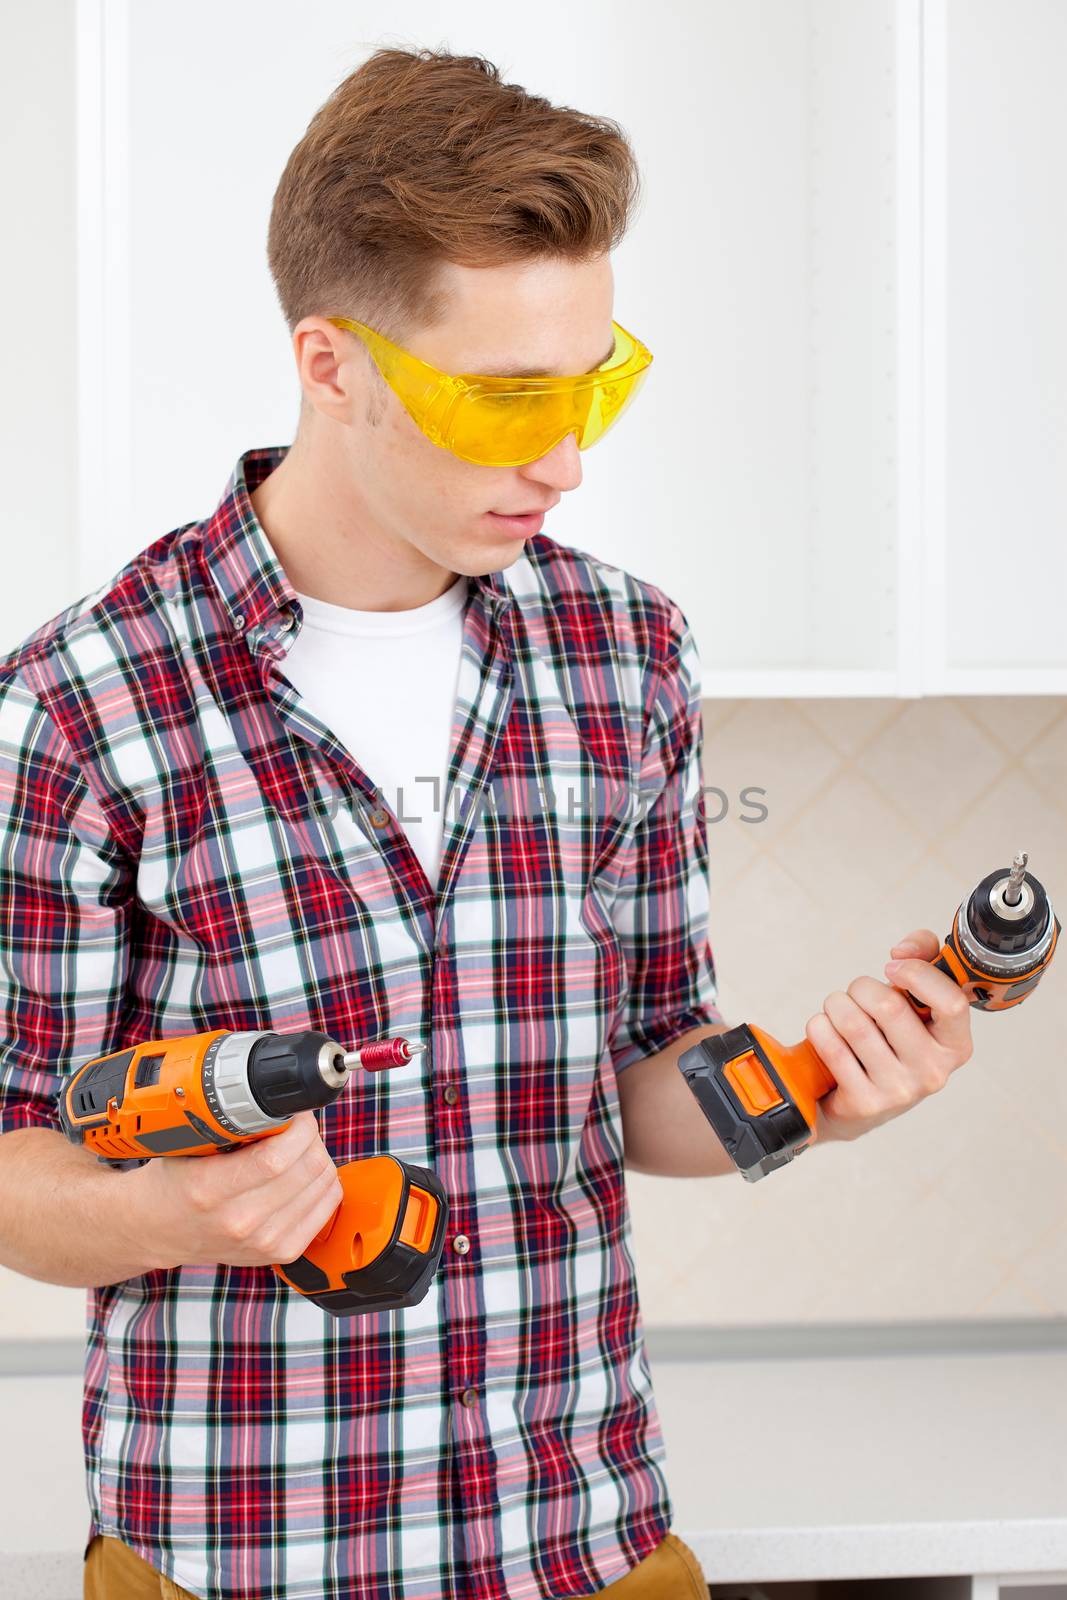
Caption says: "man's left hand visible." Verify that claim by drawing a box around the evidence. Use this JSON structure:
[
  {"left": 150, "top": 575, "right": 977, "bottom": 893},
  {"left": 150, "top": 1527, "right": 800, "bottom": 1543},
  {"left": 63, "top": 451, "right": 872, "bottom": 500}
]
[{"left": 805, "top": 927, "right": 974, "bottom": 1143}]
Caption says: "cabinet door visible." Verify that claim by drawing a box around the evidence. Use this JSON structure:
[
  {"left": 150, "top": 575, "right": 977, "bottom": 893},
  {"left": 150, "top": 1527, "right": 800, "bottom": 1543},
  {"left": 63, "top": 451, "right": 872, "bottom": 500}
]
[
  {"left": 930, "top": 0, "right": 1067, "bottom": 690},
  {"left": 78, "top": 0, "right": 901, "bottom": 696}
]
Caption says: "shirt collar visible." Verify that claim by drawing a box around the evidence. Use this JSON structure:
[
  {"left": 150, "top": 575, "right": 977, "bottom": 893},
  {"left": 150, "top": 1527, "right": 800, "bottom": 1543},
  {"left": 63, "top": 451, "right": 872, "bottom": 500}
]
[{"left": 200, "top": 445, "right": 513, "bottom": 646}]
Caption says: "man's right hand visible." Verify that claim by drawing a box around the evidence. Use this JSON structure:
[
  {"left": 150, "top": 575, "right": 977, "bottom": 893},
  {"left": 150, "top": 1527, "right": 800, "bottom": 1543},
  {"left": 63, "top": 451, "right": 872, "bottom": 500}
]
[{"left": 134, "top": 1111, "right": 345, "bottom": 1270}]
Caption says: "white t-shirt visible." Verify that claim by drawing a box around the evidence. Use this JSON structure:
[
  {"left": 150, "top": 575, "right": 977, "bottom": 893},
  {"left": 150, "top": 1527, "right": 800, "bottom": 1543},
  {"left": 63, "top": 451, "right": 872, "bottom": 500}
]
[{"left": 281, "top": 572, "right": 469, "bottom": 891}]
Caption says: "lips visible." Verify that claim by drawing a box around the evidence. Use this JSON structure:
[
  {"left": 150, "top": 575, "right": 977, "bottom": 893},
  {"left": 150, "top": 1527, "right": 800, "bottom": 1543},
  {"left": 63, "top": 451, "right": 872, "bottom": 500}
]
[
  {"left": 486, "top": 509, "right": 547, "bottom": 536},
  {"left": 490, "top": 503, "right": 558, "bottom": 517}
]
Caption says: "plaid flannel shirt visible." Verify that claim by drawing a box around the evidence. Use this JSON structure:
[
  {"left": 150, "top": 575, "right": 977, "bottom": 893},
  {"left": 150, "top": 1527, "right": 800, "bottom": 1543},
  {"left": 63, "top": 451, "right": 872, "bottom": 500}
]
[{"left": 0, "top": 445, "right": 721, "bottom": 1600}]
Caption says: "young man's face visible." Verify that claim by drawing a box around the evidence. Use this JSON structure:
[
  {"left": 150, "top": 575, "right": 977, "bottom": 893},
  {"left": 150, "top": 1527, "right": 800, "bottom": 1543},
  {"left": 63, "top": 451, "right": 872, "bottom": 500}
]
[{"left": 294, "top": 251, "right": 616, "bottom": 580}]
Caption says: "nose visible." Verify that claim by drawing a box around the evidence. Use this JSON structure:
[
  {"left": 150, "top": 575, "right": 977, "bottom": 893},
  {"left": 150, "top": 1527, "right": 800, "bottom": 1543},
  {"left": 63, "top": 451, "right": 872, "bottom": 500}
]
[{"left": 519, "top": 430, "right": 583, "bottom": 495}]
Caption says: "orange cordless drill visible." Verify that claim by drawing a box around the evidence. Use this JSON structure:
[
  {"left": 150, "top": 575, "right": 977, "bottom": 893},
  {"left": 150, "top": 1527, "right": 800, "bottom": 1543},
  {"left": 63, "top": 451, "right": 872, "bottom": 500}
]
[
  {"left": 678, "top": 851, "right": 1060, "bottom": 1182},
  {"left": 57, "top": 1027, "right": 448, "bottom": 1316}
]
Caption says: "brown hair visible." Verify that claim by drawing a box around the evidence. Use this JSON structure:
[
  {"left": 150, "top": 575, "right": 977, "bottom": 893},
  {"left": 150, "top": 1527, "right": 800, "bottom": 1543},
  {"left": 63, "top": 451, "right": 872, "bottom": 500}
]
[{"left": 266, "top": 44, "right": 642, "bottom": 345}]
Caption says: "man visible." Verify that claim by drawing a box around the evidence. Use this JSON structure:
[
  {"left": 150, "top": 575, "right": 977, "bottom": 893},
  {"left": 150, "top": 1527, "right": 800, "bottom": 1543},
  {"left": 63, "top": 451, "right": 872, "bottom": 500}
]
[{"left": 0, "top": 44, "right": 972, "bottom": 1600}]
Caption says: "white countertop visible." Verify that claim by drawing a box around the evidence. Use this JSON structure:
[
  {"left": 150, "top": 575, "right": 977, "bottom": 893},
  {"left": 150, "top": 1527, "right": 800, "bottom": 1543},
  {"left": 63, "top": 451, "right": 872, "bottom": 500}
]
[
  {"left": 2, "top": 1348, "right": 1066, "bottom": 1594},
  {"left": 649, "top": 1348, "right": 1067, "bottom": 1579}
]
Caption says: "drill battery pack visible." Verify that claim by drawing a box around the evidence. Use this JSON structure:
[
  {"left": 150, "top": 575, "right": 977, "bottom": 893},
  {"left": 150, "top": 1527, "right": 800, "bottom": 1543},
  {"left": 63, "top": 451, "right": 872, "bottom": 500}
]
[{"left": 678, "top": 1024, "right": 834, "bottom": 1183}]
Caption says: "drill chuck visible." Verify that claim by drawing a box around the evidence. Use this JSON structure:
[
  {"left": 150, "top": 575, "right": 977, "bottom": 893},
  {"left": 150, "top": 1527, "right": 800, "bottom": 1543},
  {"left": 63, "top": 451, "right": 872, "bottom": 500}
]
[
  {"left": 960, "top": 860, "right": 1057, "bottom": 971},
  {"left": 245, "top": 1030, "right": 352, "bottom": 1120},
  {"left": 909, "top": 852, "right": 1059, "bottom": 1014},
  {"left": 196, "top": 1029, "right": 350, "bottom": 1138}
]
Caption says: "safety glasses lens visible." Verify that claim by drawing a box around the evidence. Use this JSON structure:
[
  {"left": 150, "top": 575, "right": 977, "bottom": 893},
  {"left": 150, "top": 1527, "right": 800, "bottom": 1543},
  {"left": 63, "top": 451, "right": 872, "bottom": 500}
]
[{"left": 449, "top": 367, "right": 648, "bottom": 466}]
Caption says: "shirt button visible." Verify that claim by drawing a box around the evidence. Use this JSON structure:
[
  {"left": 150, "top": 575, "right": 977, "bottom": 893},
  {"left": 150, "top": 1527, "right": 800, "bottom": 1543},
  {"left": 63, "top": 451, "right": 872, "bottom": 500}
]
[
  {"left": 459, "top": 1387, "right": 479, "bottom": 1408},
  {"left": 452, "top": 1233, "right": 470, "bottom": 1255},
  {"left": 233, "top": 613, "right": 245, "bottom": 632},
  {"left": 443, "top": 1084, "right": 459, "bottom": 1105},
  {"left": 279, "top": 611, "right": 295, "bottom": 632},
  {"left": 368, "top": 806, "right": 390, "bottom": 828}
]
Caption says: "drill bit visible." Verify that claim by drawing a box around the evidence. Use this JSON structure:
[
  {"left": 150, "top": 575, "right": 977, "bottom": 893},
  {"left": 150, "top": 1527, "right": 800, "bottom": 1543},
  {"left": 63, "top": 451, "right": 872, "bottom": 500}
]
[
  {"left": 1003, "top": 850, "right": 1028, "bottom": 907},
  {"left": 341, "top": 1038, "right": 427, "bottom": 1071}
]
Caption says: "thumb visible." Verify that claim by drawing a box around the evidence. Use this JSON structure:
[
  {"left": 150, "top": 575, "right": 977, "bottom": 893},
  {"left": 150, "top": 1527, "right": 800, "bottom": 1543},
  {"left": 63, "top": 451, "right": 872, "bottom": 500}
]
[{"left": 890, "top": 928, "right": 941, "bottom": 960}]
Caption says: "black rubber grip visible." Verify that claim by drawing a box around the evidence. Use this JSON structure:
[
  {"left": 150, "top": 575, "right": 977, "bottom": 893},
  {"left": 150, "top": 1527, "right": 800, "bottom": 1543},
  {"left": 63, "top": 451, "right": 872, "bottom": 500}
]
[{"left": 246, "top": 1031, "right": 345, "bottom": 1117}]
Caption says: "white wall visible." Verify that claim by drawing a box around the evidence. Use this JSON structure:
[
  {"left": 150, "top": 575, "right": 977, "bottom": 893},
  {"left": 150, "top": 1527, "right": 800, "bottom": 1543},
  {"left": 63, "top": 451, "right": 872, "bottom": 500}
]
[{"left": 0, "top": 0, "right": 78, "bottom": 655}]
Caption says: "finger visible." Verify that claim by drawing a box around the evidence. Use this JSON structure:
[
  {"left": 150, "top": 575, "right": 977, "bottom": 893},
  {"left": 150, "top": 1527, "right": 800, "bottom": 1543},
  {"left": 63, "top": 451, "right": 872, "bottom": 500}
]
[
  {"left": 804, "top": 1011, "right": 883, "bottom": 1127},
  {"left": 883, "top": 955, "right": 971, "bottom": 1057},
  {"left": 271, "top": 1171, "right": 347, "bottom": 1254},
  {"left": 253, "top": 1131, "right": 337, "bottom": 1213},
  {"left": 212, "top": 1114, "right": 320, "bottom": 1199},
  {"left": 246, "top": 1113, "right": 320, "bottom": 1183},
  {"left": 847, "top": 973, "right": 948, "bottom": 1093},
  {"left": 241, "top": 1160, "right": 342, "bottom": 1261},
  {"left": 889, "top": 928, "right": 941, "bottom": 960},
  {"left": 806, "top": 1004, "right": 882, "bottom": 1102},
  {"left": 824, "top": 987, "right": 914, "bottom": 1100}
]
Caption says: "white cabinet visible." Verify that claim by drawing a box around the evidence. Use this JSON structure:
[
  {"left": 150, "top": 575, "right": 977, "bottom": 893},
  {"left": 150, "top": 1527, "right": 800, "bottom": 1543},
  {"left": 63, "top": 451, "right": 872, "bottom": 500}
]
[
  {"left": 711, "top": 1580, "right": 1067, "bottom": 1600},
  {"left": 653, "top": 1352, "right": 1067, "bottom": 1594},
  {"left": 936, "top": 0, "right": 1067, "bottom": 691},
  {"left": 75, "top": 1, "right": 1067, "bottom": 698}
]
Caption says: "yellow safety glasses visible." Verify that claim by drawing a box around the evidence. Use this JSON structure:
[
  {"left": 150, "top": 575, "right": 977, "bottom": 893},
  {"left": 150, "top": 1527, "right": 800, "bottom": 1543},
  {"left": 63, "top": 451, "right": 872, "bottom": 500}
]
[{"left": 326, "top": 315, "right": 653, "bottom": 468}]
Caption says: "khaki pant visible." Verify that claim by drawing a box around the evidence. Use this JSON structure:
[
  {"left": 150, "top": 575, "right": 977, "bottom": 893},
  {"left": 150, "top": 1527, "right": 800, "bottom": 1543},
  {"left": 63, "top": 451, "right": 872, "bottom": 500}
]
[{"left": 84, "top": 1528, "right": 708, "bottom": 1597}]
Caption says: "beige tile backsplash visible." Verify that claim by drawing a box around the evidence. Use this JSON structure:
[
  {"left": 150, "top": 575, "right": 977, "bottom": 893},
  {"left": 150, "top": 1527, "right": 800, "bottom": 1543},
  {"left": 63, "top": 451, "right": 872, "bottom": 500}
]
[
  {"left": 628, "top": 696, "right": 1067, "bottom": 1325},
  {"left": 1, "top": 696, "right": 1063, "bottom": 1341}
]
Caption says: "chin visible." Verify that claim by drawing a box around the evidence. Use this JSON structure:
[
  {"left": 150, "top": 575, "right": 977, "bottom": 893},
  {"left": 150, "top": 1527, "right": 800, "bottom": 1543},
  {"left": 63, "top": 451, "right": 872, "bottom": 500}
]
[{"left": 483, "top": 528, "right": 527, "bottom": 553}]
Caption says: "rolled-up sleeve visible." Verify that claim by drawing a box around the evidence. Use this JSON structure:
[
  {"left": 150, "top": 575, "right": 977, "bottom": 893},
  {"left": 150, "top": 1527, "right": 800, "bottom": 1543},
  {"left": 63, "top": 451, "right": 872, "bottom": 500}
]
[
  {"left": 607, "top": 603, "right": 723, "bottom": 1075},
  {"left": 0, "top": 669, "right": 133, "bottom": 1135}
]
